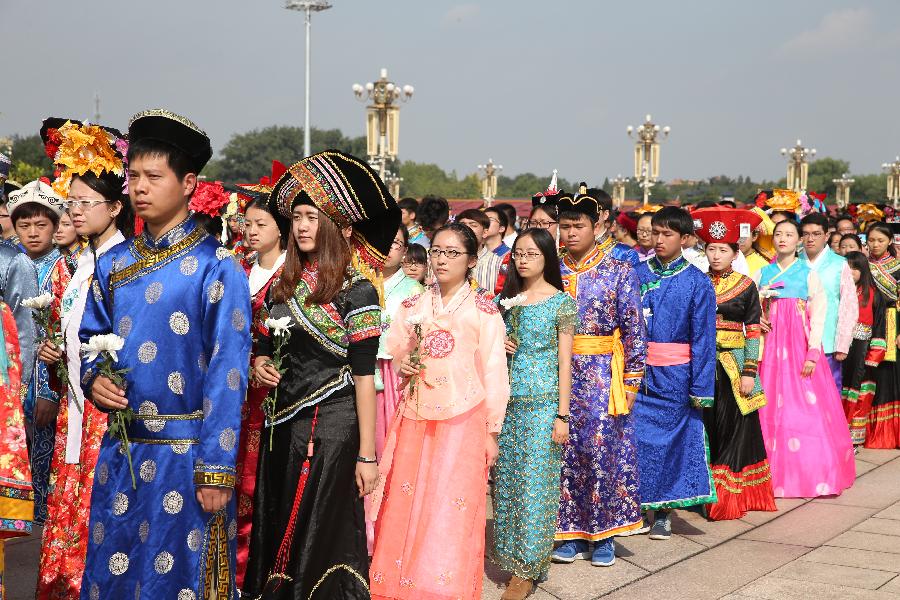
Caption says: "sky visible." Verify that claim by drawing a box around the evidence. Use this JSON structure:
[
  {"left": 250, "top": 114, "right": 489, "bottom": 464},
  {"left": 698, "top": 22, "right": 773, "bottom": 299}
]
[{"left": 2, "top": 0, "right": 899, "bottom": 186}]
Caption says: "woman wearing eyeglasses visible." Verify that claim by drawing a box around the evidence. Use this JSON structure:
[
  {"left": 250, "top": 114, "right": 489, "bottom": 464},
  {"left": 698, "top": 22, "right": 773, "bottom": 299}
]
[
  {"left": 34, "top": 118, "right": 130, "bottom": 599},
  {"left": 492, "top": 228, "right": 575, "bottom": 600},
  {"left": 370, "top": 223, "right": 509, "bottom": 600}
]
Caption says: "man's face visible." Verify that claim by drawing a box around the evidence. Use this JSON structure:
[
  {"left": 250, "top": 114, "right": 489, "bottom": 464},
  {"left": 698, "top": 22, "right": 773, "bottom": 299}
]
[
  {"left": 15, "top": 213, "right": 57, "bottom": 258},
  {"left": 459, "top": 218, "right": 486, "bottom": 244},
  {"left": 837, "top": 219, "right": 856, "bottom": 236},
  {"left": 485, "top": 212, "right": 504, "bottom": 239},
  {"left": 127, "top": 153, "right": 196, "bottom": 225},
  {"left": 801, "top": 223, "right": 828, "bottom": 257},
  {"left": 400, "top": 208, "right": 415, "bottom": 228},
  {"left": 652, "top": 224, "right": 687, "bottom": 262},
  {"left": 559, "top": 214, "right": 600, "bottom": 256}
]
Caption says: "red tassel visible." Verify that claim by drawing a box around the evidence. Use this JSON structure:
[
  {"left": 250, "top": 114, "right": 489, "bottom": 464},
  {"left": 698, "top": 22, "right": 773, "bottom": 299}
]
[{"left": 271, "top": 406, "right": 319, "bottom": 587}]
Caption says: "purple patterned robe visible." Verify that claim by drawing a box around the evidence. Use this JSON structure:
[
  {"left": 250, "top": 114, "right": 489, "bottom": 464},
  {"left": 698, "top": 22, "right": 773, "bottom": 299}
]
[{"left": 557, "top": 244, "right": 647, "bottom": 541}]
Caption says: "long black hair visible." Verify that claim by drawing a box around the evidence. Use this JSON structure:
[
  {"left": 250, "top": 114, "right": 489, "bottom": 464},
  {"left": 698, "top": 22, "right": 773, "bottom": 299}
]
[
  {"left": 499, "top": 228, "right": 564, "bottom": 299},
  {"left": 844, "top": 251, "right": 874, "bottom": 307}
]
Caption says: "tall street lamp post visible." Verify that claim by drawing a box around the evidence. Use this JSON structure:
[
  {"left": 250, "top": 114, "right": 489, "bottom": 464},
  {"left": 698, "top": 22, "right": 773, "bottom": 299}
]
[
  {"left": 477, "top": 159, "right": 502, "bottom": 207},
  {"left": 780, "top": 139, "right": 816, "bottom": 192},
  {"left": 884, "top": 156, "right": 900, "bottom": 208},
  {"left": 285, "top": 0, "right": 332, "bottom": 158},
  {"left": 832, "top": 173, "right": 854, "bottom": 209},
  {"left": 353, "top": 68, "right": 414, "bottom": 181},
  {"left": 627, "top": 114, "right": 670, "bottom": 207},
  {"left": 611, "top": 174, "right": 629, "bottom": 209}
]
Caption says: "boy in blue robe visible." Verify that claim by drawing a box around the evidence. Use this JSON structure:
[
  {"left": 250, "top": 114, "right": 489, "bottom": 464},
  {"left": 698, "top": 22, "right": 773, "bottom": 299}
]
[
  {"left": 79, "top": 110, "right": 251, "bottom": 599},
  {"left": 634, "top": 206, "right": 717, "bottom": 540}
]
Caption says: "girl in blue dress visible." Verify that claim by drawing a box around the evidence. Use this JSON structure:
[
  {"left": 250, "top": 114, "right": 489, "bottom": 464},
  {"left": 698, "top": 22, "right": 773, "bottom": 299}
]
[{"left": 492, "top": 228, "right": 576, "bottom": 600}]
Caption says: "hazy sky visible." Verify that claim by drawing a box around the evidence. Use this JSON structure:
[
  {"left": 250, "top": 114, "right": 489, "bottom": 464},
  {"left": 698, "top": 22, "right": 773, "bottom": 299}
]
[{"left": 2, "top": 0, "right": 899, "bottom": 185}]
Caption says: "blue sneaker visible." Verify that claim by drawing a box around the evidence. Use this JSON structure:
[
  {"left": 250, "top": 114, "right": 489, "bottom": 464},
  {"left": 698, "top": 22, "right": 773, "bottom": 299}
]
[
  {"left": 551, "top": 540, "right": 591, "bottom": 563},
  {"left": 591, "top": 538, "right": 616, "bottom": 567},
  {"left": 649, "top": 513, "right": 672, "bottom": 540}
]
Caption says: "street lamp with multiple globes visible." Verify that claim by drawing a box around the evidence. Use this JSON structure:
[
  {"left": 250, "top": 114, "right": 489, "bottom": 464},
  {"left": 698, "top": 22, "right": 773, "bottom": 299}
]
[
  {"left": 780, "top": 139, "right": 816, "bottom": 192},
  {"left": 627, "top": 114, "right": 670, "bottom": 206},
  {"left": 477, "top": 159, "right": 502, "bottom": 207},
  {"left": 352, "top": 68, "right": 414, "bottom": 181},
  {"left": 883, "top": 157, "right": 900, "bottom": 208},
  {"left": 611, "top": 174, "right": 629, "bottom": 209},
  {"left": 284, "top": 0, "right": 332, "bottom": 158},
  {"left": 832, "top": 173, "right": 854, "bottom": 209},
  {"left": 384, "top": 170, "right": 403, "bottom": 199}
]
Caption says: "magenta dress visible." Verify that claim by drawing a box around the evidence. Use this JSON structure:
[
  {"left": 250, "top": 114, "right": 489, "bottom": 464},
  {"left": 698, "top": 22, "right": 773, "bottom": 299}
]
[{"left": 756, "top": 259, "right": 855, "bottom": 498}]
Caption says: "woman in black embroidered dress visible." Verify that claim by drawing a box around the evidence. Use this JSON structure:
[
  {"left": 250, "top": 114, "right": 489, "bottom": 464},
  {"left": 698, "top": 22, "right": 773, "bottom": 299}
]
[
  {"left": 243, "top": 151, "right": 400, "bottom": 600},
  {"left": 693, "top": 208, "right": 776, "bottom": 521}
]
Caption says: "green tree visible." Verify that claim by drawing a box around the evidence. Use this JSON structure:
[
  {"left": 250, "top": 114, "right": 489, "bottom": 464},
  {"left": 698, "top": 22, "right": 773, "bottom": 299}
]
[
  {"left": 10, "top": 162, "right": 45, "bottom": 183},
  {"left": 850, "top": 173, "right": 888, "bottom": 203},
  {"left": 2, "top": 135, "right": 54, "bottom": 186},
  {"left": 806, "top": 157, "right": 851, "bottom": 197},
  {"left": 204, "top": 126, "right": 368, "bottom": 182}
]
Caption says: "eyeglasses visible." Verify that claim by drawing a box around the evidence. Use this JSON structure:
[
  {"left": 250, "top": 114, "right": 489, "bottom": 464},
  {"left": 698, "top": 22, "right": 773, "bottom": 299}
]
[
  {"left": 390, "top": 240, "right": 406, "bottom": 250},
  {"left": 526, "top": 220, "right": 557, "bottom": 229},
  {"left": 512, "top": 251, "right": 543, "bottom": 262},
  {"left": 636, "top": 228, "right": 653, "bottom": 235},
  {"left": 801, "top": 231, "right": 826, "bottom": 239},
  {"left": 66, "top": 199, "right": 111, "bottom": 210},
  {"left": 428, "top": 248, "right": 469, "bottom": 259}
]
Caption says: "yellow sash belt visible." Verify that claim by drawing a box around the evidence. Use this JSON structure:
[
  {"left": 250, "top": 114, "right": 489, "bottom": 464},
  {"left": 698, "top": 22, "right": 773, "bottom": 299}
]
[{"left": 572, "top": 329, "right": 628, "bottom": 416}]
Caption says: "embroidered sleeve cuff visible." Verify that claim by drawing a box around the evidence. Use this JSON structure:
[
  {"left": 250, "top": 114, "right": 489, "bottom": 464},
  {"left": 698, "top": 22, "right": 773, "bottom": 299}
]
[
  {"left": 741, "top": 366, "right": 758, "bottom": 378},
  {"left": 194, "top": 471, "right": 236, "bottom": 488},
  {"left": 690, "top": 395, "right": 714, "bottom": 408},
  {"left": 805, "top": 348, "right": 821, "bottom": 363}
]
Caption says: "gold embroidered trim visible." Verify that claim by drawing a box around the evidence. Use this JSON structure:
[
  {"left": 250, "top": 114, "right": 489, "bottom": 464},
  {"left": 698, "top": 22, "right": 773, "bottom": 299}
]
[
  {"left": 308, "top": 563, "right": 370, "bottom": 597},
  {"left": 130, "top": 437, "right": 199, "bottom": 445},
  {"left": 269, "top": 365, "right": 352, "bottom": 422},
  {"left": 261, "top": 563, "right": 369, "bottom": 600},
  {"left": 129, "top": 108, "right": 207, "bottom": 135},
  {"left": 133, "top": 410, "right": 203, "bottom": 421},
  {"left": 110, "top": 227, "right": 205, "bottom": 288},
  {"left": 194, "top": 472, "right": 236, "bottom": 487}
]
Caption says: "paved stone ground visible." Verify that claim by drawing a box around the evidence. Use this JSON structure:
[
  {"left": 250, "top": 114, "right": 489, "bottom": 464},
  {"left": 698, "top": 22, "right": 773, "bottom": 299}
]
[{"left": 6, "top": 449, "right": 900, "bottom": 599}]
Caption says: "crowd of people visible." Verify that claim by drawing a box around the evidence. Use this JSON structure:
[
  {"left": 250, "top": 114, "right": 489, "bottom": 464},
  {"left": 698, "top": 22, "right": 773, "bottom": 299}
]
[{"left": 0, "top": 110, "right": 898, "bottom": 600}]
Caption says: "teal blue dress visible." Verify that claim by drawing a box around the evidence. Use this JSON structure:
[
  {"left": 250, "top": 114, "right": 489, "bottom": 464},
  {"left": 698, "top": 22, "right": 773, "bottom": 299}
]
[{"left": 492, "top": 291, "right": 577, "bottom": 580}]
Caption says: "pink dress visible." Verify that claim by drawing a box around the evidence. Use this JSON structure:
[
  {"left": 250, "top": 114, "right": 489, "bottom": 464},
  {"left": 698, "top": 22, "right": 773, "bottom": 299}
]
[
  {"left": 756, "top": 259, "right": 855, "bottom": 498},
  {"left": 369, "top": 283, "right": 509, "bottom": 600}
]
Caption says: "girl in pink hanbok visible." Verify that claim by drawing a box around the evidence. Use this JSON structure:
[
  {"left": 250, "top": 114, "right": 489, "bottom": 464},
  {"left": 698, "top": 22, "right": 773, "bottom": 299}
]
[
  {"left": 370, "top": 222, "right": 509, "bottom": 600},
  {"left": 755, "top": 219, "right": 855, "bottom": 498}
]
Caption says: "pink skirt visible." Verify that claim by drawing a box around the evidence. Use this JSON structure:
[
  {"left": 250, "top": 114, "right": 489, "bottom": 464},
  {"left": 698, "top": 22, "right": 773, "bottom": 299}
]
[
  {"left": 375, "top": 359, "right": 402, "bottom": 459},
  {"left": 369, "top": 402, "right": 488, "bottom": 600},
  {"left": 758, "top": 298, "right": 855, "bottom": 497},
  {"left": 367, "top": 359, "right": 403, "bottom": 553}
]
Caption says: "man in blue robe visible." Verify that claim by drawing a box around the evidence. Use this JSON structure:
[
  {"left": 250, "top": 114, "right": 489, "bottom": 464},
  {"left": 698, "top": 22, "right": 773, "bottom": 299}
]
[
  {"left": 79, "top": 110, "right": 251, "bottom": 599},
  {"left": 634, "top": 206, "right": 717, "bottom": 540}
]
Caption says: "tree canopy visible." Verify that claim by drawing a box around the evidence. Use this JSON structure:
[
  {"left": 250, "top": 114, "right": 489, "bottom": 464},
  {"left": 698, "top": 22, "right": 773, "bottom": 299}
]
[{"left": 4, "top": 125, "right": 892, "bottom": 206}]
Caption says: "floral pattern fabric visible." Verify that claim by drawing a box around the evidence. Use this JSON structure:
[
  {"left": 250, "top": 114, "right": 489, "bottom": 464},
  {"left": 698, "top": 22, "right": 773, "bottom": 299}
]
[
  {"left": 557, "top": 248, "right": 647, "bottom": 540},
  {"left": 493, "top": 292, "right": 575, "bottom": 579}
]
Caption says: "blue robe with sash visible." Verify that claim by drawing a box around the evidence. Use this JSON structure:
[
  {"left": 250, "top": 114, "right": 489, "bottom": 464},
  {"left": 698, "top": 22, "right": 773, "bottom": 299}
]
[
  {"left": 79, "top": 217, "right": 251, "bottom": 600},
  {"left": 635, "top": 255, "right": 717, "bottom": 509}
]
